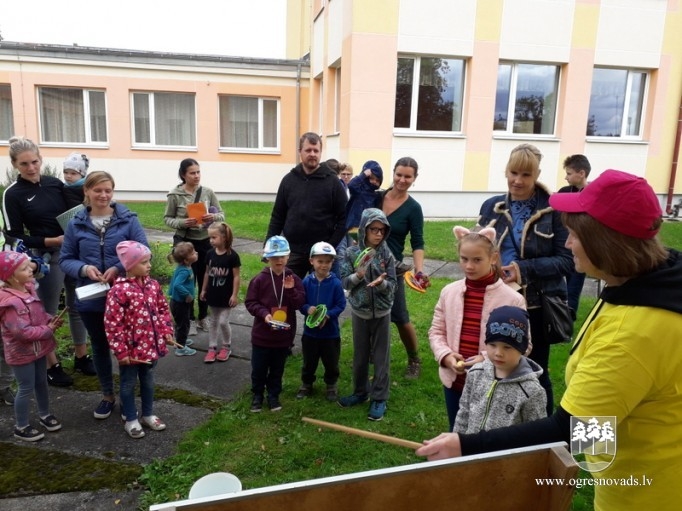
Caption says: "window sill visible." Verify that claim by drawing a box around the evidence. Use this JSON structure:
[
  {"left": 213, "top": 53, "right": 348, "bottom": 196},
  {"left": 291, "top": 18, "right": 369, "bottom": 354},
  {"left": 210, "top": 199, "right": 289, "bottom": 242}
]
[
  {"left": 492, "top": 134, "right": 560, "bottom": 143},
  {"left": 131, "top": 145, "right": 197, "bottom": 152},
  {"left": 585, "top": 137, "right": 648, "bottom": 145},
  {"left": 39, "top": 142, "right": 110, "bottom": 149},
  {"left": 219, "top": 148, "right": 281, "bottom": 155},
  {"left": 393, "top": 131, "right": 465, "bottom": 139}
]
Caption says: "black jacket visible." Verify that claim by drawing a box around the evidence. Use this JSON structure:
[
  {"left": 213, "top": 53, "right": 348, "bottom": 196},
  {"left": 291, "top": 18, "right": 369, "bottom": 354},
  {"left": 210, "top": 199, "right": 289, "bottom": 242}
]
[
  {"left": 266, "top": 163, "right": 347, "bottom": 254},
  {"left": 2, "top": 175, "right": 67, "bottom": 249}
]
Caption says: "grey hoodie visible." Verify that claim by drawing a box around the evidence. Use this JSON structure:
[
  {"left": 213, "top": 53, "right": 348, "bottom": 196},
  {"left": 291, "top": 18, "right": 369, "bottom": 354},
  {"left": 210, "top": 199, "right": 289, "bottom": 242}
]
[
  {"left": 454, "top": 357, "right": 547, "bottom": 434},
  {"left": 339, "top": 208, "right": 396, "bottom": 319}
]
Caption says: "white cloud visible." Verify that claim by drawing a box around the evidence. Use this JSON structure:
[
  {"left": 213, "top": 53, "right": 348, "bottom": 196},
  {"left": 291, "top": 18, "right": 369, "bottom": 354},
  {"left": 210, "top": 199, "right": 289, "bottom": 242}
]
[{"left": 1, "top": 0, "right": 287, "bottom": 58}]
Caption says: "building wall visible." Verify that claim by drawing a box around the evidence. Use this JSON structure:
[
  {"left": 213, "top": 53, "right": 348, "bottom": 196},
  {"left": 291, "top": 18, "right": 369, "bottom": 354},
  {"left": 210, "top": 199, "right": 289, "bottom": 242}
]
[
  {"left": 310, "top": 0, "right": 682, "bottom": 217},
  {"left": 0, "top": 46, "right": 310, "bottom": 201}
]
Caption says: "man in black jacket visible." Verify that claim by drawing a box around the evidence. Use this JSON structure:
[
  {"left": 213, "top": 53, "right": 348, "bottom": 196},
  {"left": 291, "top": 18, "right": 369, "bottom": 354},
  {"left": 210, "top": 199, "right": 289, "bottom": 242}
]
[{"left": 266, "top": 133, "right": 347, "bottom": 279}]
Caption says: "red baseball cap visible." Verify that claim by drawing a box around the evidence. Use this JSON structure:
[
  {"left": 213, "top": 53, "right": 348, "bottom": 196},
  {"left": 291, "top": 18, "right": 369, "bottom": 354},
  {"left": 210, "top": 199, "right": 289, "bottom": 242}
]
[{"left": 549, "top": 169, "right": 662, "bottom": 239}]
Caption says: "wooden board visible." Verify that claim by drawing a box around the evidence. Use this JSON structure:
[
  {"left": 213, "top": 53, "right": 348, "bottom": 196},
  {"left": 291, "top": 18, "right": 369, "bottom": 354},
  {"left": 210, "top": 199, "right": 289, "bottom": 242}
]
[{"left": 150, "top": 443, "right": 578, "bottom": 511}]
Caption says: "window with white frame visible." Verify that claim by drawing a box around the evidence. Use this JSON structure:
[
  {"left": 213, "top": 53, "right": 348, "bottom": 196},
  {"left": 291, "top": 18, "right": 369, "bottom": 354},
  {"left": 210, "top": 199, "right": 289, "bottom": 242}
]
[
  {"left": 132, "top": 92, "right": 196, "bottom": 147},
  {"left": 494, "top": 63, "right": 559, "bottom": 135},
  {"left": 334, "top": 67, "right": 341, "bottom": 133},
  {"left": 586, "top": 68, "right": 647, "bottom": 138},
  {"left": 219, "top": 95, "right": 279, "bottom": 151},
  {"left": 0, "top": 84, "right": 13, "bottom": 142},
  {"left": 394, "top": 56, "right": 465, "bottom": 132},
  {"left": 38, "top": 87, "right": 107, "bottom": 144}
]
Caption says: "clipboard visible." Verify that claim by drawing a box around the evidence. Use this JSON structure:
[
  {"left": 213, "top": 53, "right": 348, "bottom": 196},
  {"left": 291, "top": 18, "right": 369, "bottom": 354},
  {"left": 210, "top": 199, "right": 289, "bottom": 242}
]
[{"left": 186, "top": 202, "right": 207, "bottom": 222}]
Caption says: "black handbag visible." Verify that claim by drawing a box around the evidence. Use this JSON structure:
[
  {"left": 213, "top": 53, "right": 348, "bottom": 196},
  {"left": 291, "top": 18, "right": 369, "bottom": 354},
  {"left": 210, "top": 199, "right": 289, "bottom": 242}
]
[{"left": 539, "top": 291, "right": 573, "bottom": 343}]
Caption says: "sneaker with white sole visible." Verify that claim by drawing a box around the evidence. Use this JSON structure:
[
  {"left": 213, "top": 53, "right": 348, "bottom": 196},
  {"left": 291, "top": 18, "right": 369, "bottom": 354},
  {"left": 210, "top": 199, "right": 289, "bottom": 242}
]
[
  {"left": 140, "top": 415, "right": 166, "bottom": 431},
  {"left": 197, "top": 318, "right": 209, "bottom": 330},
  {"left": 39, "top": 414, "right": 62, "bottom": 432},
  {"left": 94, "top": 399, "right": 116, "bottom": 419},
  {"left": 368, "top": 400, "right": 387, "bottom": 421},
  {"left": 14, "top": 425, "right": 44, "bottom": 442},
  {"left": 175, "top": 346, "right": 197, "bottom": 356},
  {"left": 216, "top": 347, "right": 231, "bottom": 362},
  {"left": 124, "top": 419, "right": 145, "bottom": 439},
  {"left": 188, "top": 321, "right": 198, "bottom": 336}
]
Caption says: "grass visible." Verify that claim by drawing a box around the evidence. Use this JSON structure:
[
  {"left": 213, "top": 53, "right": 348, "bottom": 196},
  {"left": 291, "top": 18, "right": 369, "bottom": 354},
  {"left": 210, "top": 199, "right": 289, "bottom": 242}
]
[{"left": 8, "top": 200, "right": 682, "bottom": 509}]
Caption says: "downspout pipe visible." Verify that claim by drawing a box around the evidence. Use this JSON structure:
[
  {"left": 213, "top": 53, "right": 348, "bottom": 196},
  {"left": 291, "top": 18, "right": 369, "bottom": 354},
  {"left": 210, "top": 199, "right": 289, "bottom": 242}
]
[{"left": 665, "top": 93, "right": 682, "bottom": 215}]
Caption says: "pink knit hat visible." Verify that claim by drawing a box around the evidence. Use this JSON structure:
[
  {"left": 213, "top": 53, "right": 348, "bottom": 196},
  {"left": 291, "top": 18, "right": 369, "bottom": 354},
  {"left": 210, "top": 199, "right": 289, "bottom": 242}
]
[
  {"left": 116, "top": 241, "right": 151, "bottom": 271},
  {"left": 0, "top": 251, "right": 30, "bottom": 282}
]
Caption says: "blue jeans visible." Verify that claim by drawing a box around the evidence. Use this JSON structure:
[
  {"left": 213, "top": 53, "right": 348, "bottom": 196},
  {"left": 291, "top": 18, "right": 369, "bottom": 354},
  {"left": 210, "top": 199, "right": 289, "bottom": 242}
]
[
  {"left": 80, "top": 311, "right": 114, "bottom": 397},
  {"left": 12, "top": 356, "right": 49, "bottom": 428},
  {"left": 36, "top": 252, "right": 87, "bottom": 345},
  {"left": 444, "top": 385, "right": 462, "bottom": 432},
  {"left": 119, "top": 362, "right": 156, "bottom": 421}
]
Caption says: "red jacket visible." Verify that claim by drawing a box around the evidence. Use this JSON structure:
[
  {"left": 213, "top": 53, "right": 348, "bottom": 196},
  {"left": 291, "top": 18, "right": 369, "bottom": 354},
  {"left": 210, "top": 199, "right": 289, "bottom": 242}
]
[
  {"left": 104, "top": 276, "right": 172, "bottom": 362},
  {"left": 0, "top": 282, "right": 56, "bottom": 365}
]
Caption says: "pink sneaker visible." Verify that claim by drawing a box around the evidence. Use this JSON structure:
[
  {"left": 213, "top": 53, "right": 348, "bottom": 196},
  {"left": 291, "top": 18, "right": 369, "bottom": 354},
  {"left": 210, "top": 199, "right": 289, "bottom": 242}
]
[
  {"left": 204, "top": 349, "right": 217, "bottom": 363},
  {"left": 217, "top": 347, "right": 231, "bottom": 362}
]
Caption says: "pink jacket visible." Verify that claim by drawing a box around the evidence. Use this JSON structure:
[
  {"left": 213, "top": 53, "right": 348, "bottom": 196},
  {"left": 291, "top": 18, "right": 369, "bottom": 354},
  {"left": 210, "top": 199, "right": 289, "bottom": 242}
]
[
  {"left": 428, "top": 278, "right": 527, "bottom": 388},
  {"left": 104, "top": 276, "right": 172, "bottom": 363},
  {"left": 0, "top": 282, "right": 56, "bottom": 366}
]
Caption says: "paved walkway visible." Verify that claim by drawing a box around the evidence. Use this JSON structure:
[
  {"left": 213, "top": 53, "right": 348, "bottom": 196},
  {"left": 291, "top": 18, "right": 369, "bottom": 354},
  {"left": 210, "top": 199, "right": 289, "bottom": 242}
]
[{"left": 0, "top": 229, "right": 598, "bottom": 509}]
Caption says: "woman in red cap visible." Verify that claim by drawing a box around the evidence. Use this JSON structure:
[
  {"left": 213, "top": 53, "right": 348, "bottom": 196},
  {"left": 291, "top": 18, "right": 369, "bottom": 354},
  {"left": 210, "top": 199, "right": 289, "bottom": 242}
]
[{"left": 416, "top": 169, "right": 682, "bottom": 511}]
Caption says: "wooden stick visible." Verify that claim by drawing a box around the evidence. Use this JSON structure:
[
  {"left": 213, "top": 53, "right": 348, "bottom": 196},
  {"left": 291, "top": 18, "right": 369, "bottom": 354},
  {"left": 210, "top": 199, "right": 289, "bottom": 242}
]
[
  {"left": 302, "top": 417, "right": 422, "bottom": 450},
  {"left": 166, "top": 338, "right": 182, "bottom": 348}
]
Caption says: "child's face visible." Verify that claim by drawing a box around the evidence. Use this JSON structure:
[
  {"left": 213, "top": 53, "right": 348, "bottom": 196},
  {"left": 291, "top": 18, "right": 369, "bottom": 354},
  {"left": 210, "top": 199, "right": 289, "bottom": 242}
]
[
  {"left": 128, "top": 256, "right": 152, "bottom": 278},
  {"left": 458, "top": 240, "right": 496, "bottom": 281},
  {"left": 364, "top": 220, "right": 387, "bottom": 248},
  {"left": 310, "top": 255, "right": 334, "bottom": 278},
  {"left": 63, "top": 169, "right": 81, "bottom": 184},
  {"left": 208, "top": 230, "right": 226, "bottom": 249},
  {"left": 12, "top": 259, "right": 34, "bottom": 285},
  {"left": 485, "top": 341, "right": 522, "bottom": 375},
  {"left": 267, "top": 255, "right": 289, "bottom": 274},
  {"left": 564, "top": 168, "right": 586, "bottom": 187},
  {"left": 186, "top": 249, "right": 199, "bottom": 265},
  {"left": 368, "top": 174, "right": 381, "bottom": 187}
]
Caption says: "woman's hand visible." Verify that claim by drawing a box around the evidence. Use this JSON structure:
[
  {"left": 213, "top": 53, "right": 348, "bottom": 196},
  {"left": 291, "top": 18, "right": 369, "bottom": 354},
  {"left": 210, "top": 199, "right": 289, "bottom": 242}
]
[
  {"left": 201, "top": 213, "right": 215, "bottom": 224},
  {"left": 85, "top": 265, "right": 104, "bottom": 282},
  {"left": 102, "top": 267, "right": 119, "bottom": 283},
  {"left": 184, "top": 217, "right": 199, "bottom": 228},
  {"left": 415, "top": 433, "right": 462, "bottom": 460},
  {"left": 501, "top": 263, "right": 519, "bottom": 285}
]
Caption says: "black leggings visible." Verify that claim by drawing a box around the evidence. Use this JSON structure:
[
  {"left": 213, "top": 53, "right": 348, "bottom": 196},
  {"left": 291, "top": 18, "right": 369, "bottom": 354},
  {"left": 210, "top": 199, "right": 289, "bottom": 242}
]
[
  {"left": 189, "top": 238, "right": 211, "bottom": 321},
  {"left": 528, "top": 307, "right": 554, "bottom": 416}
]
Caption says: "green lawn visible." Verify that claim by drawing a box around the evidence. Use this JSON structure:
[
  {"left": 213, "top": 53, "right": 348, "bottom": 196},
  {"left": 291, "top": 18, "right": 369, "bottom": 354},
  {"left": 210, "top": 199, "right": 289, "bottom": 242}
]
[{"left": 68, "top": 201, "right": 682, "bottom": 509}]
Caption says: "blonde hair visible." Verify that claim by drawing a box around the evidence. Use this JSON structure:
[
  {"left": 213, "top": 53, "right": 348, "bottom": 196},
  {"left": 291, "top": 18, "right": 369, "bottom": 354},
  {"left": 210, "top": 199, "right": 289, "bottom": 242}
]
[
  {"left": 506, "top": 143, "right": 542, "bottom": 177},
  {"left": 208, "top": 222, "right": 234, "bottom": 253},
  {"left": 83, "top": 171, "right": 115, "bottom": 206},
  {"left": 455, "top": 227, "right": 502, "bottom": 279},
  {"left": 8, "top": 136, "right": 41, "bottom": 165}
]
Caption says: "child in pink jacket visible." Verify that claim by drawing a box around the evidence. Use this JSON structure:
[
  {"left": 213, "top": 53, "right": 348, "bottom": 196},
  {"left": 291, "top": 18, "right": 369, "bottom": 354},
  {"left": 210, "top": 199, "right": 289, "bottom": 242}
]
[
  {"left": 0, "top": 251, "right": 64, "bottom": 441},
  {"left": 104, "top": 241, "right": 173, "bottom": 439},
  {"left": 428, "top": 227, "right": 527, "bottom": 431}
]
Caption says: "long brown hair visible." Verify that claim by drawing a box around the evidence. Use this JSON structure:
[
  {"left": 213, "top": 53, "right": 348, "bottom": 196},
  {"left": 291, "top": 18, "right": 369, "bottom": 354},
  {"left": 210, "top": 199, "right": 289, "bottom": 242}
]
[{"left": 563, "top": 213, "right": 667, "bottom": 277}]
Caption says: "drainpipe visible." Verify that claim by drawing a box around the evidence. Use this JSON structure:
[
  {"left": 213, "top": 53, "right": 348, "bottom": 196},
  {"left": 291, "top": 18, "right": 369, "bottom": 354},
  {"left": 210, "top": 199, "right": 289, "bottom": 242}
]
[
  {"left": 665, "top": 93, "right": 682, "bottom": 215},
  {"left": 295, "top": 61, "right": 302, "bottom": 163}
]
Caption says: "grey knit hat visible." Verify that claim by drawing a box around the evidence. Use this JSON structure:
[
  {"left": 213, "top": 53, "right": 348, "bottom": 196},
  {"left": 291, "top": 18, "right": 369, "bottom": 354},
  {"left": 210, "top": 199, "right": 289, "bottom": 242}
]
[{"left": 63, "top": 153, "right": 89, "bottom": 178}]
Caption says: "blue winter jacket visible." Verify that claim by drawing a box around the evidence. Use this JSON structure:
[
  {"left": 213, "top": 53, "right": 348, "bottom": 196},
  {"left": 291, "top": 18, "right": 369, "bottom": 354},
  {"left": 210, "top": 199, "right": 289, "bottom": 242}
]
[
  {"left": 299, "top": 271, "right": 346, "bottom": 339},
  {"left": 59, "top": 203, "right": 148, "bottom": 312},
  {"left": 476, "top": 184, "right": 573, "bottom": 308}
]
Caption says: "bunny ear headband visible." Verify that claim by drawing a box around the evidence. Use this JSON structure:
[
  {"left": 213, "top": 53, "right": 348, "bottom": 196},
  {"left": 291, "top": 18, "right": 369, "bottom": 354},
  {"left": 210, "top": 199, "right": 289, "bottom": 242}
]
[{"left": 453, "top": 226, "right": 496, "bottom": 243}]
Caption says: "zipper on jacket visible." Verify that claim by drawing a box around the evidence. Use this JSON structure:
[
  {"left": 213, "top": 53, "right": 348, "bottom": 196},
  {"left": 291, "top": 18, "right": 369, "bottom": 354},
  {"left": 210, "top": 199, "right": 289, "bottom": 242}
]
[{"left": 479, "top": 379, "right": 499, "bottom": 431}]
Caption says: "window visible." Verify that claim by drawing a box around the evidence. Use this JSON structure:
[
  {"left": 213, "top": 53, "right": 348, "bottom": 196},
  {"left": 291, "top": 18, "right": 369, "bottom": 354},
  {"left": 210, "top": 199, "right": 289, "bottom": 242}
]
[
  {"left": 132, "top": 92, "right": 196, "bottom": 147},
  {"left": 38, "top": 87, "right": 107, "bottom": 144},
  {"left": 494, "top": 63, "right": 559, "bottom": 135},
  {"left": 0, "top": 84, "right": 13, "bottom": 142},
  {"left": 394, "top": 56, "right": 465, "bottom": 132},
  {"left": 219, "top": 95, "right": 279, "bottom": 151},
  {"left": 587, "top": 68, "right": 647, "bottom": 138}
]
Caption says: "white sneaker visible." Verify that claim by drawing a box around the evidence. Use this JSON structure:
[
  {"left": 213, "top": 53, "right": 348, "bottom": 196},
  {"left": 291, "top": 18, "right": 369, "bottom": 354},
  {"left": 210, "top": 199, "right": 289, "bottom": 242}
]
[
  {"left": 140, "top": 415, "right": 166, "bottom": 431},
  {"left": 124, "top": 419, "right": 145, "bottom": 439},
  {"left": 197, "top": 318, "right": 209, "bottom": 331},
  {"left": 188, "top": 321, "right": 198, "bottom": 336}
]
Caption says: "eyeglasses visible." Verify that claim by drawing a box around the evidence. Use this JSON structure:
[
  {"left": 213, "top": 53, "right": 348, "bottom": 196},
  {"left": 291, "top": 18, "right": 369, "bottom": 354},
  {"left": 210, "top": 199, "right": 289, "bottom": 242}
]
[{"left": 367, "top": 227, "right": 387, "bottom": 235}]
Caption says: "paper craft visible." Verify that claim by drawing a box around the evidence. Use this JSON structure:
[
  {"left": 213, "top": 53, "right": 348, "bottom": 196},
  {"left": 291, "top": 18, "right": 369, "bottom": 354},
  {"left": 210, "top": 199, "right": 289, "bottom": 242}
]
[
  {"left": 186, "top": 202, "right": 207, "bottom": 222},
  {"left": 75, "top": 282, "right": 111, "bottom": 301}
]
